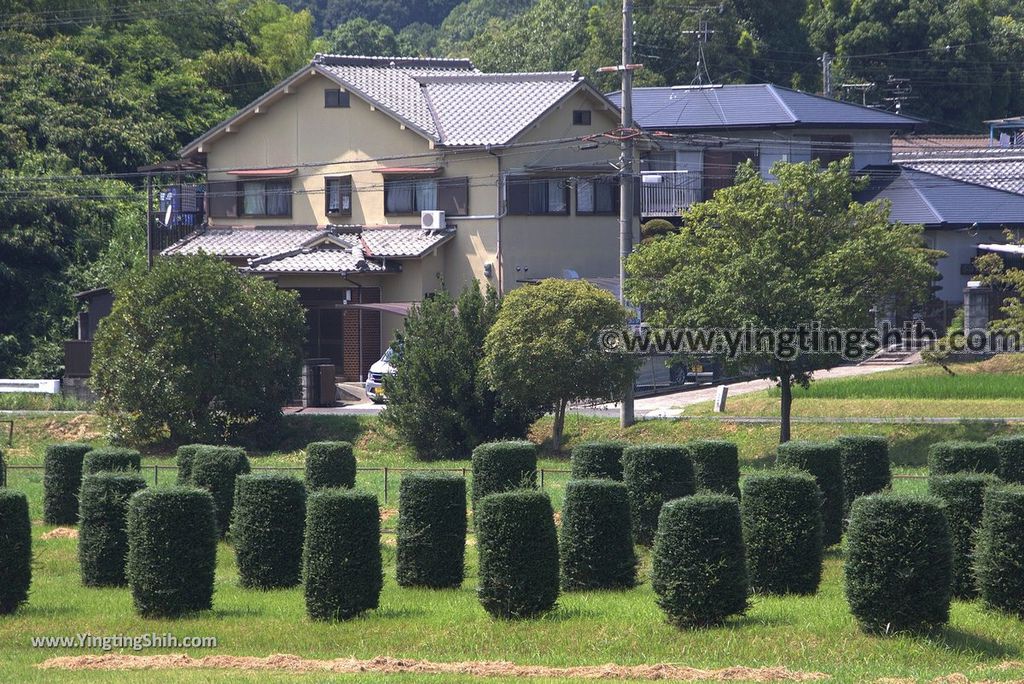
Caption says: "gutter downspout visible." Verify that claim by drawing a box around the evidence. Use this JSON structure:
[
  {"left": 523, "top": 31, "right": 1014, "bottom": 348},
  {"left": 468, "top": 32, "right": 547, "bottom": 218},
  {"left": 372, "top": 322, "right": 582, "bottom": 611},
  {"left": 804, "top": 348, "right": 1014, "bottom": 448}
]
[{"left": 445, "top": 148, "right": 507, "bottom": 295}]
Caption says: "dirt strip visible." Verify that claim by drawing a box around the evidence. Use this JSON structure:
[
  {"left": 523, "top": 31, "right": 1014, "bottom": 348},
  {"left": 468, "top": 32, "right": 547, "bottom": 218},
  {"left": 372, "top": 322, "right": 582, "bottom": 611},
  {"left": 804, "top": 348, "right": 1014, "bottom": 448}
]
[
  {"left": 40, "top": 527, "right": 78, "bottom": 540},
  {"left": 38, "top": 654, "right": 829, "bottom": 681}
]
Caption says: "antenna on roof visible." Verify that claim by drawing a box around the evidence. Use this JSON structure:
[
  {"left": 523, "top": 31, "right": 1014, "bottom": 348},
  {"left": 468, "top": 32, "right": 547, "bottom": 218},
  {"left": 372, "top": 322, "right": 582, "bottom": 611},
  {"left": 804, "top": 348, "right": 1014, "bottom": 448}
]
[{"left": 681, "top": 20, "right": 715, "bottom": 85}]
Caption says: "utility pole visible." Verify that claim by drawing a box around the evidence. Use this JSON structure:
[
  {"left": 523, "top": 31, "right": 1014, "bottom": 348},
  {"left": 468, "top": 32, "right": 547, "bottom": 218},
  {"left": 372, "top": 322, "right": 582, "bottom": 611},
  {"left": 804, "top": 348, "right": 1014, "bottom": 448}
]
[
  {"left": 819, "top": 51, "right": 833, "bottom": 97},
  {"left": 599, "top": 0, "right": 642, "bottom": 427}
]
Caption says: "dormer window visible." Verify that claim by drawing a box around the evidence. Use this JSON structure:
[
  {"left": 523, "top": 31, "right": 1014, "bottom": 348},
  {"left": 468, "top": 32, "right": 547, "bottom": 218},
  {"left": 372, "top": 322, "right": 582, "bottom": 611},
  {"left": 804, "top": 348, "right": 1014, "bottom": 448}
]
[
  {"left": 572, "top": 110, "right": 592, "bottom": 126},
  {"left": 325, "top": 89, "right": 350, "bottom": 108}
]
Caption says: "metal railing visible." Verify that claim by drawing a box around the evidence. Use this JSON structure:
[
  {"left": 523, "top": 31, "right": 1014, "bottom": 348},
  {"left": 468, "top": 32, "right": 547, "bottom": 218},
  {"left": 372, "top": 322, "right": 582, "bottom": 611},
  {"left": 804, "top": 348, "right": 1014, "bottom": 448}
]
[
  {"left": 640, "top": 177, "right": 701, "bottom": 216},
  {"left": 1, "top": 464, "right": 574, "bottom": 505}
]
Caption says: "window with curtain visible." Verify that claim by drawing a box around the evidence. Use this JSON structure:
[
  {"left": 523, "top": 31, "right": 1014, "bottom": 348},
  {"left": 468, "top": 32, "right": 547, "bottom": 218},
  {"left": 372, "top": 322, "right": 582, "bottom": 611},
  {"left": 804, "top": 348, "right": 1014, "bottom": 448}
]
[
  {"left": 384, "top": 178, "right": 438, "bottom": 214},
  {"left": 240, "top": 179, "right": 291, "bottom": 217},
  {"left": 576, "top": 177, "right": 618, "bottom": 214},
  {"left": 326, "top": 176, "right": 352, "bottom": 216},
  {"left": 509, "top": 177, "right": 569, "bottom": 215}
]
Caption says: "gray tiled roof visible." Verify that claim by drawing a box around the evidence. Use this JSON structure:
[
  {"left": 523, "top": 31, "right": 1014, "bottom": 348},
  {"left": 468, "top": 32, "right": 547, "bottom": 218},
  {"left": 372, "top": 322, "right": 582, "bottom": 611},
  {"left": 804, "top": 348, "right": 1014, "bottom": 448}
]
[
  {"left": 608, "top": 84, "right": 919, "bottom": 130},
  {"left": 894, "top": 150, "right": 1024, "bottom": 196},
  {"left": 360, "top": 227, "right": 454, "bottom": 258},
  {"left": 246, "top": 247, "right": 389, "bottom": 274},
  {"left": 857, "top": 166, "right": 1024, "bottom": 227}
]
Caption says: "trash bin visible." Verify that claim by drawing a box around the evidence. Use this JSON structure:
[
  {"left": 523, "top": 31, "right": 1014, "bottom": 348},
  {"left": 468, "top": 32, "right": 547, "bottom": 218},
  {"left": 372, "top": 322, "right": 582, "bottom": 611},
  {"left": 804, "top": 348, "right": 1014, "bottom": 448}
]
[{"left": 302, "top": 358, "right": 332, "bottom": 408}]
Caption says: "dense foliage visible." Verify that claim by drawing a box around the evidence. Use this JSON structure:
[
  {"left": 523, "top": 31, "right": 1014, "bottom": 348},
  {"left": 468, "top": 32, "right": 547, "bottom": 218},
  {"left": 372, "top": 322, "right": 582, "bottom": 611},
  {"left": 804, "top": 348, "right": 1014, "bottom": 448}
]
[
  {"left": 231, "top": 474, "right": 306, "bottom": 589},
  {"left": 303, "top": 489, "right": 383, "bottom": 621},
  {"left": 190, "top": 446, "right": 251, "bottom": 537},
  {"left": 741, "top": 470, "right": 823, "bottom": 596},
  {"left": 92, "top": 255, "right": 306, "bottom": 444},
  {"left": 559, "top": 479, "right": 637, "bottom": 591},
  {"left": 126, "top": 487, "right": 218, "bottom": 618},
  {"left": 687, "top": 440, "right": 740, "bottom": 498},
  {"left": 305, "top": 441, "right": 356, "bottom": 490},
  {"left": 0, "top": 490, "right": 32, "bottom": 614},
  {"left": 928, "top": 441, "right": 1000, "bottom": 476},
  {"left": 175, "top": 444, "right": 209, "bottom": 485},
  {"left": 621, "top": 444, "right": 695, "bottom": 546},
  {"left": 929, "top": 473, "right": 1001, "bottom": 599},
  {"left": 382, "top": 283, "right": 539, "bottom": 460},
  {"left": 476, "top": 489, "right": 560, "bottom": 619},
  {"left": 78, "top": 473, "right": 147, "bottom": 587},
  {"left": 42, "top": 442, "right": 91, "bottom": 524},
  {"left": 651, "top": 494, "right": 748, "bottom": 628},
  {"left": 569, "top": 441, "right": 625, "bottom": 481},
  {"left": 776, "top": 440, "right": 844, "bottom": 547},
  {"left": 990, "top": 436, "right": 1024, "bottom": 484},
  {"left": 845, "top": 494, "right": 952, "bottom": 634},
  {"left": 470, "top": 440, "right": 537, "bottom": 506},
  {"left": 837, "top": 435, "right": 891, "bottom": 515},
  {"left": 396, "top": 472, "right": 467, "bottom": 589},
  {"left": 975, "top": 485, "right": 1024, "bottom": 617},
  {"left": 83, "top": 447, "right": 141, "bottom": 474}
]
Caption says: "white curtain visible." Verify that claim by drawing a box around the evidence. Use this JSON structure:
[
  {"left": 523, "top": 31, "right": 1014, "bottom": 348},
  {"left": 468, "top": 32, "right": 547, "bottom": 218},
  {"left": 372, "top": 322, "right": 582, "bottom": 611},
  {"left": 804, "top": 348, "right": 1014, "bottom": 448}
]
[
  {"left": 577, "top": 179, "right": 595, "bottom": 213},
  {"left": 416, "top": 179, "right": 438, "bottom": 211},
  {"left": 243, "top": 181, "right": 265, "bottom": 215},
  {"left": 386, "top": 181, "right": 414, "bottom": 213},
  {"left": 547, "top": 179, "right": 566, "bottom": 213}
]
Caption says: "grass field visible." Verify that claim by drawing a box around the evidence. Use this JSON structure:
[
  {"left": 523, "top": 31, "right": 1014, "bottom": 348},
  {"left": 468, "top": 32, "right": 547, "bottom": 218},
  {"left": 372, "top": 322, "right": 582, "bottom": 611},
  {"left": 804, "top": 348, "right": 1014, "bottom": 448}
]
[{"left": 4, "top": 361, "right": 1024, "bottom": 683}]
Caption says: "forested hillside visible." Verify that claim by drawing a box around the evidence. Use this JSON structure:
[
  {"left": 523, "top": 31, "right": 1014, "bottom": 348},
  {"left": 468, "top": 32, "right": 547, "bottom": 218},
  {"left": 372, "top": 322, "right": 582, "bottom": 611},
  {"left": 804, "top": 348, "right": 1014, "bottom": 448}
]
[{"left": 1, "top": 0, "right": 1023, "bottom": 378}]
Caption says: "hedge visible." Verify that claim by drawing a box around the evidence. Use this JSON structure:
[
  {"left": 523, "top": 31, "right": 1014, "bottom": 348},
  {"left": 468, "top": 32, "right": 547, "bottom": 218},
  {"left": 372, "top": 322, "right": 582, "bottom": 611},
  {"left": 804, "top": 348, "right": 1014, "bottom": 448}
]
[
  {"left": 396, "top": 472, "right": 467, "bottom": 589},
  {"left": 990, "top": 436, "right": 1024, "bottom": 484},
  {"left": 651, "top": 494, "right": 748, "bottom": 627},
  {"left": 471, "top": 440, "right": 537, "bottom": 506},
  {"left": 559, "top": 479, "right": 637, "bottom": 591},
  {"left": 126, "top": 487, "right": 218, "bottom": 617},
  {"left": 837, "top": 435, "right": 891, "bottom": 514},
  {"left": 83, "top": 447, "right": 141, "bottom": 475},
  {"left": 776, "top": 440, "right": 844, "bottom": 547},
  {"left": 78, "top": 473, "right": 147, "bottom": 587},
  {"left": 305, "top": 441, "right": 356, "bottom": 490},
  {"left": 928, "top": 441, "right": 999, "bottom": 476},
  {"left": 0, "top": 490, "right": 31, "bottom": 614},
  {"left": 975, "top": 485, "right": 1024, "bottom": 616},
  {"left": 845, "top": 494, "right": 952, "bottom": 633},
  {"left": 687, "top": 440, "right": 740, "bottom": 497},
  {"left": 741, "top": 470, "right": 823, "bottom": 595},
  {"left": 191, "top": 446, "right": 251, "bottom": 537},
  {"left": 175, "top": 444, "right": 209, "bottom": 485},
  {"left": 43, "top": 442, "right": 91, "bottom": 524},
  {"left": 231, "top": 474, "right": 306, "bottom": 589},
  {"left": 0, "top": 447, "right": 5, "bottom": 487},
  {"left": 622, "top": 444, "right": 695, "bottom": 546},
  {"left": 929, "top": 473, "right": 1000, "bottom": 599},
  {"left": 569, "top": 441, "right": 626, "bottom": 481},
  {"left": 303, "top": 489, "right": 382, "bottom": 621},
  {"left": 476, "top": 489, "right": 559, "bottom": 619}
]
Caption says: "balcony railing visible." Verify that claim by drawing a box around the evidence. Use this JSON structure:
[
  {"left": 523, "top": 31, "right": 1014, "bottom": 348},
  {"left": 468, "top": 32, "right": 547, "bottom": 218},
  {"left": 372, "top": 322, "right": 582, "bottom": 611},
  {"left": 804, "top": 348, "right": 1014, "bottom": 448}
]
[{"left": 640, "top": 176, "right": 701, "bottom": 217}]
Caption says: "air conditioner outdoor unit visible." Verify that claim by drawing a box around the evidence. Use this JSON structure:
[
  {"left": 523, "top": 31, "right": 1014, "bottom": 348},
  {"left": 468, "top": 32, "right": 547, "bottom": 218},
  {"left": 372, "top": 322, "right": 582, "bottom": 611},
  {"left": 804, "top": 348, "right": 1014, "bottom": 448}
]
[{"left": 421, "top": 210, "right": 445, "bottom": 231}]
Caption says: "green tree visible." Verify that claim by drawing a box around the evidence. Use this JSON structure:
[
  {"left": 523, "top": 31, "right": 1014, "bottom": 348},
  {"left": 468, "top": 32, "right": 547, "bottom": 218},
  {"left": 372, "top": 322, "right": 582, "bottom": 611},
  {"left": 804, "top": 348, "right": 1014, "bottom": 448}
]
[
  {"left": 92, "top": 255, "right": 306, "bottom": 444},
  {"left": 625, "top": 159, "right": 935, "bottom": 443},
  {"left": 381, "top": 282, "right": 538, "bottom": 460},
  {"left": 323, "top": 18, "right": 399, "bottom": 56},
  {"left": 482, "top": 279, "right": 636, "bottom": 452},
  {"left": 467, "top": 0, "right": 590, "bottom": 73}
]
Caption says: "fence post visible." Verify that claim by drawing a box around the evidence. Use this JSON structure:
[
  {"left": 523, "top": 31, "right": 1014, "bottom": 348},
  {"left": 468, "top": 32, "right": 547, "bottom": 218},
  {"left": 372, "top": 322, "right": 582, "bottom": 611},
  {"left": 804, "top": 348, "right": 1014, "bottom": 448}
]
[
  {"left": 383, "top": 467, "right": 389, "bottom": 504},
  {"left": 154, "top": 464, "right": 159, "bottom": 486},
  {"left": 540, "top": 468, "right": 545, "bottom": 489}
]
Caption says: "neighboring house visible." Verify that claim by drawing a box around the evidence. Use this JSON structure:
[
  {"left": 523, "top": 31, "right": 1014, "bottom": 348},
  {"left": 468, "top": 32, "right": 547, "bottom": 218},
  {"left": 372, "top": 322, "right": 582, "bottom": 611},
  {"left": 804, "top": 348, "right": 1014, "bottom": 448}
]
[
  {"left": 147, "top": 54, "right": 632, "bottom": 383},
  {"left": 610, "top": 84, "right": 1024, "bottom": 312}
]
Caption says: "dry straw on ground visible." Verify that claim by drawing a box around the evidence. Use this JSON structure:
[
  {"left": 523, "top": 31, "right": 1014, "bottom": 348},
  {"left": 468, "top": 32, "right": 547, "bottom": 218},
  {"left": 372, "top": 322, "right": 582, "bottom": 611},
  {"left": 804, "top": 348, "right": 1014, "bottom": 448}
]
[
  {"left": 40, "top": 527, "right": 78, "bottom": 540},
  {"left": 39, "top": 654, "right": 829, "bottom": 681}
]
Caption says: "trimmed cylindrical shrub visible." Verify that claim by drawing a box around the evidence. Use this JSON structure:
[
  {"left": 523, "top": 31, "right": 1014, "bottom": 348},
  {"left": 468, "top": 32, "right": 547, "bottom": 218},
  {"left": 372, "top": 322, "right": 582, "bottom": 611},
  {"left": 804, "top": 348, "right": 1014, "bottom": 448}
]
[
  {"left": 231, "top": 474, "right": 306, "bottom": 589},
  {"left": 570, "top": 441, "right": 626, "bottom": 481},
  {"left": 845, "top": 494, "right": 952, "bottom": 633},
  {"left": 622, "top": 444, "right": 695, "bottom": 546},
  {"left": 191, "top": 446, "right": 251, "bottom": 537},
  {"left": 837, "top": 435, "right": 891, "bottom": 514},
  {"left": 975, "top": 485, "right": 1024, "bottom": 616},
  {"left": 396, "top": 472, "right": 467, "bottom": 589},
  {"left": 928, "top": 441, "right": 999, "bottom": 476},
  {"left": 559, "top": 479, "right": 637, "bottom": 591},
  {"left": 175, "top": 444, "right": 209, "bottom": 485},
  {"left": 304, "top": 489, "right": 383, "bottom": 621},
  {"left": 78, "top": 473, "right": 147, "bottom": 587},
  {"left": 0, "top": 490, "right": 31, "bottom": 614},
  {"left": 776, "top": 440, "right": 844, "bottom": 547},
  {"left": 741, "top": 470, "right": 823, "bottom": 595},
  {"left": 651, "top": 494, "right": 748, "bottom": 627},
  {"left": 0, "top": 447, "right": 5, "bottom": 487},
  {"left": 476, "top": 489, "right": 559, "bottom": 619},
  {"left": 126, "top": 487, "right": 218, "bottom": 617},
  {"left": 929, "top": 473, "right": 1000, "bottom": 599},
  {"left": 687, "top": 440, "right": 740, "bottom": 497},
  {"left": 471, "top": 440, "right": 537, "bottom": 506},
  {"left": 305, "top": 441, "right": 356, "bottom": 490},
  {"left": 990, "top": 436, "right": 1024, "bottom": 484},
  {"left": 83, "top": 447, "right": 141, "bottom": 475},
  {"left": 43, "top": 442, "right": 92, "bottom": 524}
]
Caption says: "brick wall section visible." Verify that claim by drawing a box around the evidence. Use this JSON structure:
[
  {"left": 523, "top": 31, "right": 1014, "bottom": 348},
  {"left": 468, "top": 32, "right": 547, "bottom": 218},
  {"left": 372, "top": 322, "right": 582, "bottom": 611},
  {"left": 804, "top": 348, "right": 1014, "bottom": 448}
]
[{"left": 341, "top": 287, "right": 382, "bottom": 382}]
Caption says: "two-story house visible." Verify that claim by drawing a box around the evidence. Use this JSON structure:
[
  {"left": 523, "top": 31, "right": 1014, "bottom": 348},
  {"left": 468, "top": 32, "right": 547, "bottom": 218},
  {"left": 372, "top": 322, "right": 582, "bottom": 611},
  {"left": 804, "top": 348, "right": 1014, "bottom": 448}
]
[
  {"left": 611, "top": 84, "right": 1024, "bottom": 314},
  {"left": 152, "top": 54, "right": 633, "bottom": 383}
]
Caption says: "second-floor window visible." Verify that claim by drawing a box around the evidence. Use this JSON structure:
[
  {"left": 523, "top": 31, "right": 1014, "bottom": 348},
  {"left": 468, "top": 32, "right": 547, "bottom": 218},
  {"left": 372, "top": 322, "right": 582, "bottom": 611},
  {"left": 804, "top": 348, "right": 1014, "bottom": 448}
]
[
  {"left": 508, "top": 177, "right": 569, "bottom": 215},
  {"left": 810, "top": 135, "right": 852, "bottom": 167},
  {"left": 576, "top": 177, "right": 619, "bottom": 214},
  {"left": 385, "top": 178, "right": 437, "bottom": 214},
  {"left": 326, "top": 176, "right": 352, "bottom": 216},
  {"left": 241, "top": 179, "right": 291, "bottom": 217}
]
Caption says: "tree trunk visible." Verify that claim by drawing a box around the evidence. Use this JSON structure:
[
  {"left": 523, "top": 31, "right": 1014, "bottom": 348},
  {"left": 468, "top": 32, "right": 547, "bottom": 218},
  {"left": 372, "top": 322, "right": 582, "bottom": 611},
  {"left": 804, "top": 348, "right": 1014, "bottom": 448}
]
[
  {"left": 779, "top": 372, "right": 792, "bottom": 444},
  {"left": 552, "top": 399, "right": 567, "bottom": 453}
]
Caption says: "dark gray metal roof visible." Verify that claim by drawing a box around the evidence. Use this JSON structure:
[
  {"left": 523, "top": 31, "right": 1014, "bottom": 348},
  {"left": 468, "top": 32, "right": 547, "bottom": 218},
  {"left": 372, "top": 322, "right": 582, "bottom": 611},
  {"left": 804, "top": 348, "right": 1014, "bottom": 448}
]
[
  {"left": 608, "top": 84, "right": 919, "bottom": 131},
  {"left": 857, "top": 166, "right": 1024, "bottom": 227}
]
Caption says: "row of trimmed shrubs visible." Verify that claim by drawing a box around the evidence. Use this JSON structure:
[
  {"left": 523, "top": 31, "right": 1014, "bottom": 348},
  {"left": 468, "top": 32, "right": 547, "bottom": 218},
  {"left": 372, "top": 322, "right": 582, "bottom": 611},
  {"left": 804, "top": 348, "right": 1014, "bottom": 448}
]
[{"left": 929, "top": 436, "right": 1024, "bottom": 482}]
